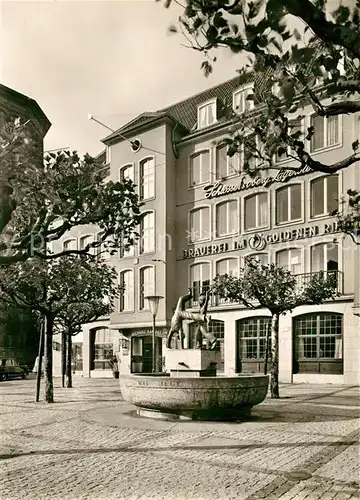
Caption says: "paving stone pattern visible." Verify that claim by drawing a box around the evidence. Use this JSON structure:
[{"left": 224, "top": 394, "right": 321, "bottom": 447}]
[{"left": 0, "top": 378, "right": 359, "bottom": 500}]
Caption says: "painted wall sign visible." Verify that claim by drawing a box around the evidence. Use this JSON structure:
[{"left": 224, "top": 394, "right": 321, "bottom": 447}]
[
  {"left": 182, "top": 222, "right": 339, "bottom": 259},
  {"left": 204, "top": 166, "right": 312, "bottom": 199}
]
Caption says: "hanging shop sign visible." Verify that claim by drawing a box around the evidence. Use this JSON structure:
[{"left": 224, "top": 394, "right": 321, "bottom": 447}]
[
  {"left": 204, "top": 166, "right": 312, "bottom": 199},
  {"left": 182, "top": 222, "right": 339, "bottom": 259}
]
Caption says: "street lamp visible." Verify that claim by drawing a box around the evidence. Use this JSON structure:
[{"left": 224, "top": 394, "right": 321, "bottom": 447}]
[{"left": 145, "top": 295, "right": 164, "bottom": 373}]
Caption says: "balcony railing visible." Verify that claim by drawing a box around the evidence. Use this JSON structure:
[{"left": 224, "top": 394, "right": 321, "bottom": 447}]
[
  {"left": 294, "top": 270, "right": 344, "bottom": 295},
  {"left": 188, "top": 270, "right": 343, "bottom": 309}
]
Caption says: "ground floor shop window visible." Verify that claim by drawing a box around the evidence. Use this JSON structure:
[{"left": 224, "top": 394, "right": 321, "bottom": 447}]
[
  {"left": 293, "top": 312, "right": 343, "bottom": 374},
  {"left": 236, "top": 317, "right": 271, "bottom": 373},
  {"left": 90, "top": 328, "right": 116, "bottom": 370}
]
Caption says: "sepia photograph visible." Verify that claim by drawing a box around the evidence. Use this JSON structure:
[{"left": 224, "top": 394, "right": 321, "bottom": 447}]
[{"left": 0, "top": 0, "right": 359, "bottom": 499}]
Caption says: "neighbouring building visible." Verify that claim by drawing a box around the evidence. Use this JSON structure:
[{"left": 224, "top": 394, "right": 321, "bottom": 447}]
[
  {"left": 0, "top": 83, "right": 51, "bottom": 365},
  {"left": 53, "top": 75, "right": 360, "bottom": 385}
]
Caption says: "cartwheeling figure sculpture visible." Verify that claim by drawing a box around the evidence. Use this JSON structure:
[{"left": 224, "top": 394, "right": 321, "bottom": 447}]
[{"left": 166, "top": 290, "right": 217, "bottom": 350}]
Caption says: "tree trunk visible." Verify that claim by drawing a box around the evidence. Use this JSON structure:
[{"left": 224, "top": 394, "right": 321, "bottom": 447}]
[
  {"left": 44, "top": 314, "right": 54, "bottom": 403},
  {"left": 66, "top": 332, "right": 72, "bottom": 388},
  {"left": 270, "top": 313, "right": 280, "bottom": 399},
  {"left": 35, "top": 318, "right": 45, "bottom": 402},
  {"left": 264, "top": 320, "right": 271, "bottom": 375},
  {"left": 61, "top": 331, "right": 66, "bottom": 388}
]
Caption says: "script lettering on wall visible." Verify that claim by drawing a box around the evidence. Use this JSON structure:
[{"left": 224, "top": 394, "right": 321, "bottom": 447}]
[{"left": 203, "top": 166, "right": 313, "bottom": 199}]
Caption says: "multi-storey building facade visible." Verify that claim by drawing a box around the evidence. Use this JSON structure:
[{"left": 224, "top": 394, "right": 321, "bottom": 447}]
[
  {"left": 0, "top": 83, "right": 51, "bottom": 365},
  {"left": 54, "top": 76, "right": 360, "bottom": 385}
]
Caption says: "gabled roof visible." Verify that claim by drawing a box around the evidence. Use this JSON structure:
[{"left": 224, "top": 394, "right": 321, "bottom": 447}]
[{"left": 103, "top": 72, "right": 273, "bottom": 143}]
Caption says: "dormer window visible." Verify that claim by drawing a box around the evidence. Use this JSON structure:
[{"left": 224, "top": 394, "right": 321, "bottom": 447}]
[
  {"left": 233, "top": 85, "right": 254, "bottom": 114},
  {"left": 197, "top": 100, "right": 217, "bottom": 129}
]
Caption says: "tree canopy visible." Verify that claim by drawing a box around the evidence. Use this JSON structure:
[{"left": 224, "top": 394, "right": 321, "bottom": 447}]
[
  {"left": 161, "top": 0, "right": 360, "bottom": 174},
  {"left": 0, "top": 256, "right": 120, "bottom": 402},
  {"left": 0, "top": 119, "right": 142, "bottom": 266},
  {"left": 212, "top": 259, "right": 339, "bottom": 397}
]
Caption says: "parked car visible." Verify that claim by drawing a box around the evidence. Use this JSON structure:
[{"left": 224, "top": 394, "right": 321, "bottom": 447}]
[{"left": 0, "top": 359, "right": 29, "bottom": 381}]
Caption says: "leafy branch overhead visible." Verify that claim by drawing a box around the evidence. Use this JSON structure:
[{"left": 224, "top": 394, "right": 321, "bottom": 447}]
[
  {"left": 160, "top": 0, "right": 360, "bottom": 176},
  {"left": 0, "top": 120, "right": 142, "bottom": 266}
]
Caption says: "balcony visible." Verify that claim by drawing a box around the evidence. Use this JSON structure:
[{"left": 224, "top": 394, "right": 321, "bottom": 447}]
[
  {"left": 188, "top": 270, "right": 343, "bottom": 310},
  {"left": 294, "top": 270, "right": 344, "bottom": 295}
]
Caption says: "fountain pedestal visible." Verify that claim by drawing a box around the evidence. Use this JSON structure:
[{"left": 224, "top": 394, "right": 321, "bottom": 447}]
[{"left": 165, "top": 348, "right": 221, "bottom": 377}]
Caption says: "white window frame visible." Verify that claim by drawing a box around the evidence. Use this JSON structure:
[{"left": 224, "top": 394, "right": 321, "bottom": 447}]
[
  {"left": 189, "top": 149, "right": 211, "bottom": 188},
  {"left": 274, "top": 182, "right": 304, "bottom": 226},
  {"left": 79, "top": 234, "right": 96, "bottom": 256},
  {"left": 276, "top": 247, "right": 304, "bottom": 275},
  {"left": 215, "top": 144, "right": 239, "bottom": 180},
  {"left": 214, "top": 200, "right": 239, "bottom": 238},
  {"left": 274, "top": 118, "right": 304, "bottom": 165},
  {"left": 244, "top": 253, "right": 269, "bottom": 266},
  {"left": 139, "top": 265, "right": 155, "bottom": 311},
  {"left": 215, "top": 257, "right": 239, "bottom": 277},
  {"left": 139, "top": 211, "right": 155, "bottom": 255},
  {"left": 309, "top": 242, "right": 340, "bottom": 273},
  {"left": 119, "top": 269, "right": 135, "bottom": 312},
  {"left": 189, "top": 261, "right": 212, "bottom": 301},
  {"left": 309, "top": 114, "right": 342, "bottom": 153},
  {"left": 139, "top": 156, "right": 155, "bottom": 200},
  {"left": 119, "top": 163, "right": 134, "bottom": 182},
  {"left": 189, "top": 206, "right": 211, "bottom": 243},
  {"left": 232, "top": 85, "right": 254, "bottom": 114},
  {"left": 63, "top": 238, "right": 77, "bottom": 252},
  {"left": 309, "top": 174, "right": 340, "bottom": 219},
  {"left": 96, "top": 231, "right": 111, "bottom": 261},
  {"left": 243, "top": 191, "right": 269, "bottom": 232},
  {"left": 197, "top": 99, "right": 217, "bottom": 129}
]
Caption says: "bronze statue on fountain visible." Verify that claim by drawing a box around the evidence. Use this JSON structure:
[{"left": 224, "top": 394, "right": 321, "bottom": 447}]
[{"left": 166, "top": 290, "right": 217, "bottom": 350}]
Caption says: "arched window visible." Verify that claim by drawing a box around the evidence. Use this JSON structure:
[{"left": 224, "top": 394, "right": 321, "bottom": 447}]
[
  {"left": 216, "top": 145, "right": 238, "bottom": 179},
  {"left": 140, "top": 157, "right": 155, "bottom": 200},
  {"left": 119, "top": 164, "right": 134, "bottom": 182},
  {"left": 275, "top": 184, "right": 302, "bottom": 224},
  {"left": 310, "top": 175, "right": 339, "bottom": 218},
  {"left": 189, "top": 150, "right": 210, "bottom": 186},
  {"left": 139, "top": 266, "right": 155, "bottom": 310},
  {"left": 96, "top": 232, "right": 111, "bottom": 261},
  {"left": 215, "top": 258, "right": 238, "bottom": 305},
  {"left": 189, "top": 207, "right": 210, "bottom": 242},
  {"left": 236, "top": 317, "right": 271, "bottom": 373},
  {"left": 215, "top": 200, "right": 238, "bottom": 237},
  {"left": 190, "top": 262, "right": 210, "bottom": 304},
  {"left": 216, "top": 258, "right": 238, "bottom": 277},
  {"left": 63, "top": 238, "right": 77, "bottom": 252},
  {"left": 119, "top": 270, "right": 134, "bottom": 311},
  {"left": 139, "top": 211, "right": 155, "bottom": 254},
  {"left": 244, "top": 193, "right": 268, "bottom": 230},
  {"left": 310, "top": 115, "right": 340, "bottom": 152},
  {"left": 276, "top": 248, "right": 302, "bottom": 275},
  {"left": 245, "top": 253, "right": 268, "bottom": 266},
  {"left": 311, "top": 243, "right": 338, "bottom": 273},
  {"left": 293, "top": 313, "right": 343, "bottom": 374},
  {"left": 79, "top": 234, "right": 95, "bottom": 255}
]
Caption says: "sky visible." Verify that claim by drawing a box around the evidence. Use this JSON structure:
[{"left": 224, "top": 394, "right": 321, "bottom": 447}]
[{"left": 1, "top": 0, "right": 243, "bottom": 156}]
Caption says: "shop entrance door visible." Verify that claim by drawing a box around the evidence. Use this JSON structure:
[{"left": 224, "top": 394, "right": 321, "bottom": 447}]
[{"left": 131, "top": 336, "right": 156, "bottom": 373}]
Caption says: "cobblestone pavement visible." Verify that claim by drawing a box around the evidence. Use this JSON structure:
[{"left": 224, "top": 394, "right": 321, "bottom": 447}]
[{"left": 0, "top": 378, "right": 359, "bottom": 500}]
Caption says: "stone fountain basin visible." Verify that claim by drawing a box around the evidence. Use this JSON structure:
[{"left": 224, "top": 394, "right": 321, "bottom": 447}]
[{"left": 119, "top": 373, "right": 269, "bottom": 420}]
